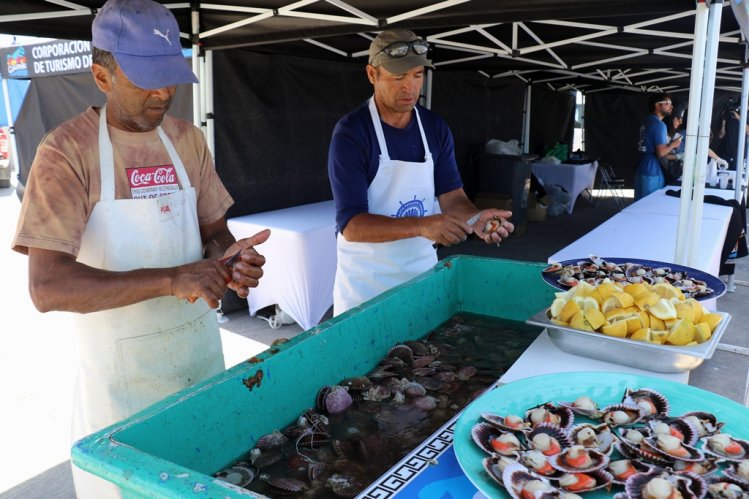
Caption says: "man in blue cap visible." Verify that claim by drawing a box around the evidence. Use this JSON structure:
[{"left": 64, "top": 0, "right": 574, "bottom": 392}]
[{"left": 12, "top": 0, "right": 270, "bottom": 495}]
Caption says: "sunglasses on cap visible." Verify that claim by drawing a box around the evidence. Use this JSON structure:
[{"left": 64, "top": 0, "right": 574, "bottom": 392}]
[{"left": 377, "top": 39, "right": 430, "bottom": 58}]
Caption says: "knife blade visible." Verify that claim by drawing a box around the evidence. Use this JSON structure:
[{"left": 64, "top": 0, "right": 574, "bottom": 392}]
[
  {"left": 432, "top": 212, "right": 482, "bottom": 249},
  {"left": 220, "top": 249, "right": 243, "bottom": 267}
]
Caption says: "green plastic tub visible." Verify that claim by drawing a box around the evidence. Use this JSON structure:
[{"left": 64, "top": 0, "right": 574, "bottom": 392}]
[{"left": 72, "top": 255, "right": 555, "bottom": 497}]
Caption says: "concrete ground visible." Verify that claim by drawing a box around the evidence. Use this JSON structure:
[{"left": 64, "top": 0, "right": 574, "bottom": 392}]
[{"left": 1, "top": 180, "right": 747, "bottom": 498}]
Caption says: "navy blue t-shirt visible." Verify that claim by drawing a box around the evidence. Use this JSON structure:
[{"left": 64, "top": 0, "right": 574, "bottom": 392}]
[{"left": 327, "top": 100, "right": 463, "bottom": 233}]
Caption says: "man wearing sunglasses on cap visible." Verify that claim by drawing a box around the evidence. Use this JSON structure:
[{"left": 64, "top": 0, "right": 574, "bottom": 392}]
[
  {"left": 635, "top": 93, "right": 682, "bottom": 200},
  {"left": 328, "top": 29, "right": 513, "bottom": 315}
]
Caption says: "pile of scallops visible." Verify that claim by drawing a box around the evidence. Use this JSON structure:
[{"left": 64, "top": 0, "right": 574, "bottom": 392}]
[{"left": 470, "top": 387, "right": 749, "bottom": 498}]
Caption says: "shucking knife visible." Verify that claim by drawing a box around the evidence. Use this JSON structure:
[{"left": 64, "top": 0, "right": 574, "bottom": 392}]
[
  {"left": 432, "top": 212, "right": 482, "bottom": 249},
  {"left": 187, "top": 248, "right": 243, "bottom": 304}
]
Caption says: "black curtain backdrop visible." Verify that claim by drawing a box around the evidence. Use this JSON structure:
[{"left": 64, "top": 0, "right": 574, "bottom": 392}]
[
  {"left": 530, "top": 86, "right": 576, "bottom": 158},
  {"left": 215, "top": 50, "right": 575, "bottom": 216},
  {"left": 585, "top": 91, "right": 650, "bottom": 186},
  {"left": 214, "top": 50, "right": 371, "bottom": 218},
  {"left": 431, "top": 73, "right": 526, "bottom": 199}
]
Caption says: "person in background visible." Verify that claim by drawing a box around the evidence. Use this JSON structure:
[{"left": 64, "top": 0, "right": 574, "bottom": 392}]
[
  {"left": 328, "top": 29, "right": 513, "bottom": 315},
  {"left": 716, "top": 103, "right": 749, "bottom": 170},
  {"left": 11, "top": 0, "right": 269, "bottom": 495},
  {"left": 660, "top": 106, "right": 686, "bottom": 184},
  {"left": 635, "top": 93, "right": 682, "bottom": 200}
]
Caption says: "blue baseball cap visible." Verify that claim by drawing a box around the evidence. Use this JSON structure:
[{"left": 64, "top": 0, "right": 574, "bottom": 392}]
[{"left": 92, "top": 0, "right": 198, "bottom": 89}]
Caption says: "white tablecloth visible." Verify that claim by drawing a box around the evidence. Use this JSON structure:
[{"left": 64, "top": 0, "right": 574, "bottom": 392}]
[
  {"left": 622, "top": 187, "right": 734, "bottom": 221},
  {"left": 531, "top": 161, "right": 598, "bottom": 214},
  {"left": 548, "top": 211, "right": 730, "bottom": 278},
  {"left": 227, "top": 201, "right": 337, "bottom": 330}
]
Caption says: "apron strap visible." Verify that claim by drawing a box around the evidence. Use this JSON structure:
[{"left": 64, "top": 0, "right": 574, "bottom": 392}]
[
  {"left": 97, "top": 105, "right": 193, "bottom": 201},
  {"left": 98, "top": 105, "right": 116, "bottom": 201},
  {"left": 157, "top": 127, "right": 192, "bottom": 189},
  {"left": 368, "top": 96, "right": 432, "bottom": 162},
  {"left": 368, "top": 97, "right": 390, "bottom": 162}
]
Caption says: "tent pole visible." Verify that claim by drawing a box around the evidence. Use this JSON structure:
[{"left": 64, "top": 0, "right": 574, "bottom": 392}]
[
  {"left": 522, "top": 84, "right": 531, "bottom": 154},
  {"left": 736, "top": 46, "right": 749, "bottom": 204},
  {"left": 191, "top": 3, "right": 201, "bottom": 129},
  {"left": 1, "top": 78, "right": 20, "bottom": 180},
  {"left": 687, "top": 0, "right": 723, "bottom": 268},
  {"left": 675, "top": 0, "right": 709, "bottom": 265},
  {"left": 206, "top": 49, "right": 215, "bottom": 156}
]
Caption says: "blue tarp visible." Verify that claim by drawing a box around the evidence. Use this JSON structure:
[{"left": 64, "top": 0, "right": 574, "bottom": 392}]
[{"left": 0, "top": 76, "right": 29, "bottom": 126}]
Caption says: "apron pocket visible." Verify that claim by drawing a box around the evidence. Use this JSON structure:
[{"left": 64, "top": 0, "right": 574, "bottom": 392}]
[{"left": 116, "top": 309, "right": 224, "bottom": 414}]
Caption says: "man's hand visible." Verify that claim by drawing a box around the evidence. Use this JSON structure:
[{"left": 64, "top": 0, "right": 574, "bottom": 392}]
[
  {"left": 421, "top": 214, "right": 473, "bottom": 247},
  {"left": 221, "top": 228, "right": 271, "bottom": 298},
  {"left": 471, "top": 209, "right": 514, "bottom": 244}
]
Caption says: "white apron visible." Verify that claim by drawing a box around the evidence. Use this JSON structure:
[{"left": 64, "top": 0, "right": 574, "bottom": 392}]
[
  {"left": 71, "top": 106, "right": 225, "bottom": 497},
  {"left": 333, "top": 97, "right": 437, "bottom": 315}
]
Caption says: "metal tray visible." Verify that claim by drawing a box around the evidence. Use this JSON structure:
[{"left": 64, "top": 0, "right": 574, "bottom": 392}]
[{"left": 525, "top": 309, "right": 731, "bottom": 373}]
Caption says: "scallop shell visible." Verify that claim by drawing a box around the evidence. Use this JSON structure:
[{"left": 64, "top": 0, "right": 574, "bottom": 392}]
[
  {"left": 569, "top": 423, "right": 615, "bottom": 455},
  {"left": 679, "top": 411, "right": 725, "bottom": 437},
  {"left": 482, "top": 455, "right": 515, "bottom": 486},
  {"left": 215, "top": 463, "right": 258, "bottom": 487},
  {"left": 621, "top": 387, "right": 670, "bottom": 419},
  {"left": 543, "top": 263, "right": 563, "bottom": 273},
  {"left": 518, "top": 450, "right": 562, "bottom": 477},
  {"left": 647, "top": 417, "right": 699, "bottom": 446},
  {"left": 549, "top": 445, "right": 609, "bottom": 473},
  {"left": 326, "top": 473, "right": 366, "bottom": 498},
  {"left": 553, "top": 469, "right": 614, "bottom": 494},
  {"left": 255, "top": 429, "right": 288, "bottom": 450},
  {"left": 701, "top": 434, "right": 749, "bottom": 462},
  {"left": 528, "top": 423, "right": 574, "bottom": 455},
  {"left": 723, "top": 460, "right": 749, "bottom": 485},
  {"left": 601, "top": 403, "right": 643, "bottom": 427},
  {"left": 266, "top": 477, "right": 307, "bottom": 495},
  {"left": 472, "top": 421, "right": 520, "bottom": 456},
  {"left": 641, "top": 434, "right": 705, "bottom": 462},
  {"left": 607, "top": 459, "right": 654, "bottom": 486},
  {"left": 669, "top": 457, "right": 721, "bottom": 476},
  {"left": 548, "top": 446, "right": 610, "bottom": 473},
  {"left": 387, "top": 344, "right": 414, "bottom": 365},
  {"left": 558, "top": 396, "right": 604, "bottom": 420},
  {"left": 502, "top": 461, "right": 561, "bottom": 499},
  {"left": 705, "top": 477, "right": 749, "bottom": 499},
  {"left": 252, "top": 448, "right": 284, "bottom": 469},
  {"left": 625, "top": 469, "right": 705, "bottom": 499},
  {"left": 481, "top": 412, "right": 532, "bottom": 432},
  {"left": 524, "top": 402, "right": 574, "bottom": 431},
  {"left": 297, "top": 430, "right": 332, "bottom": 449},
  {"left": 323, "top": 385, "right": 353, "bottom": 415}
]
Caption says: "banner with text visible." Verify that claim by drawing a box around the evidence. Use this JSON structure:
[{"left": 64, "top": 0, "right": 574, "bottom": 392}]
[{"left": 0, "top": 39, "right": 92, "bottom": 79}]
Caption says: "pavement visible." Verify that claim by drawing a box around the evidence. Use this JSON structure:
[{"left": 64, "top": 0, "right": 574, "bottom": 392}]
[{"left": 1, "top": 178, "right": 747, "bottom": 498}]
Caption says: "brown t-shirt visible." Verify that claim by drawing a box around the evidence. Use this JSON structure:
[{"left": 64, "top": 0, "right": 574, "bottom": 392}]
[{"left": 12, "top": 107, "right": 233, "bottom": 256}]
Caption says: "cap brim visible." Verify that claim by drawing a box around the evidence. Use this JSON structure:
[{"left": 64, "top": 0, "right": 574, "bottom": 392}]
[
  {"left": 114, "top": 52, "right": 199, "bottom": 89},
  {"left": 380, "top": 55, "right": 435, "bottom": 75}
]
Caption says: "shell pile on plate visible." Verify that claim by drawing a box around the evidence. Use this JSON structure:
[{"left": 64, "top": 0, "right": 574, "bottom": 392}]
[
  {"left": 471, "top": 387, "right": 749, "bottom": 498},
  {"left": 546, "top": 278, "right": 722, "bottom": 347},
  {"left": 543, "top": 256, "right": 715, "bottom": 299}
]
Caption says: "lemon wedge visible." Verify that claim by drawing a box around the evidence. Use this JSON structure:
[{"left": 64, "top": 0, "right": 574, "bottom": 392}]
[
  {"left": 701, "top": 313, "right": 722, "bottom": 332},
  {"left": 601, "top": 320, "right": 628, "bottom": 337},
  {"left": 648, "top": 298, "right": 677, "bottom": 320},
  {"left": 666, "top": 317, "right": 696, "bottom": 346},
  {"left": 652, "top": 282, "right": 684, "bottom": 300}
]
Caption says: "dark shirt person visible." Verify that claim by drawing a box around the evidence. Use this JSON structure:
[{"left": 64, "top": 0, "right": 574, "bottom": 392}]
[
  {"left": 11, "top": 0, "right": 269, "bottom": 495},
  {"left": 716, "top": 107, "right": 749, "bottom": 170},
  {"left": 328, "top": 29, "right": 513, "bottom": 315}
]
